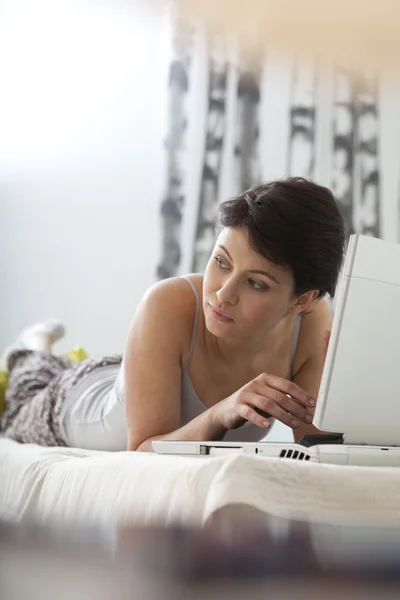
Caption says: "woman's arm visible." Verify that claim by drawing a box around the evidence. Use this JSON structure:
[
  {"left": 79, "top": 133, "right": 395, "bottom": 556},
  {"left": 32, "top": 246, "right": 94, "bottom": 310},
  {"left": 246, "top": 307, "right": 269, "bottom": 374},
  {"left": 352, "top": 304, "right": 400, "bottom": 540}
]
[
  {"left": 134, "top": 412, "right": 227, "bottom": 453},
  {"left": 291, "top": 299, "right": 333, "bottom": 443},
  {"left": 124, "top": 278, "right": 226, "bottom": 452},
  {"left": 292, "top": 356, "right": 326, "bottom": 442}
]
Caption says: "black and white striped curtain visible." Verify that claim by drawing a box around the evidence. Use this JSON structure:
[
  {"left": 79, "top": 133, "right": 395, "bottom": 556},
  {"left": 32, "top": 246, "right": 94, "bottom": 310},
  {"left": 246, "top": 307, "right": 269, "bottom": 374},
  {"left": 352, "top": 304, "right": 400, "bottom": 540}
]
[
  {"left": 234, "top": 66, "right": 261, "bottom": 194},
  {"left": 332, "top": 69, "right": 380, "bottom": 239},
  {"left": 157, "top": 21, "right": 381, "bottom": 279},
  {"left": 191, "top": 51, "right": 262, "bottom": 273},
  {"left": 287, "top": 57, "right": 317, "bottom": 179},
  {"left": 191, "top": 37, "right": 229, "bottom": 272},
  {"left": 156, "top": 11, "right": 193, "bottom": 280}
]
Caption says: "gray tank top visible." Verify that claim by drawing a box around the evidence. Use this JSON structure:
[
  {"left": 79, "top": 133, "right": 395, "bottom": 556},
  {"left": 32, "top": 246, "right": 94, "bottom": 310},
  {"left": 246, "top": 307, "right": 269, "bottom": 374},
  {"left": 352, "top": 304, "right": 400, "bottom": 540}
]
[{"left": 180, "top": 276, "right": 301, "bottom": 442}]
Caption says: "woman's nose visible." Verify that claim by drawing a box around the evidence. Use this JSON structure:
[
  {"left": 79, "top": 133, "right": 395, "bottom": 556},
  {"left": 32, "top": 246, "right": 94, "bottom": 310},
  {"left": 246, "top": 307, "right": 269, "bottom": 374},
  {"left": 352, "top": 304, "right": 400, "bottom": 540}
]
[{"left": 216, "top": 280, "right": 238, "bottom": 305}]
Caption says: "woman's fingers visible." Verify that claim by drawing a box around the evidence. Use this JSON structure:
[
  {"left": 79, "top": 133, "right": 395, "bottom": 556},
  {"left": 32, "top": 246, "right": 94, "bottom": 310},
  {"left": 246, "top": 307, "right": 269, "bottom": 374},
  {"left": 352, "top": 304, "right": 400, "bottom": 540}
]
[
  {"left": 265, "top": 389, "right": 313, "bottom": 423},
  {"left": 244, "top": 393, "right": 305, "bottom": 429},
  {"left": 251, "top": 391, "right": 313, "bottom": 426},
  {"left": 237, "top": 374, "right": 317, "bottom": 430},
  {"left": 236, "top": 402, "right": 271, "bottom": 429},
  {"left": 256, "top": 373, "right": 316, "bottom": 408}
]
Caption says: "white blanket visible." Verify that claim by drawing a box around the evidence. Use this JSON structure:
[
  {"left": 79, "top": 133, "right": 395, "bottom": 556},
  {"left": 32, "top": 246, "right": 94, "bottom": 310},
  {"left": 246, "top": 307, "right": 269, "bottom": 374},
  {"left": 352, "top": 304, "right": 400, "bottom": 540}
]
[{"left": 2, "top": 437, "right": 400, "bottom": 528}]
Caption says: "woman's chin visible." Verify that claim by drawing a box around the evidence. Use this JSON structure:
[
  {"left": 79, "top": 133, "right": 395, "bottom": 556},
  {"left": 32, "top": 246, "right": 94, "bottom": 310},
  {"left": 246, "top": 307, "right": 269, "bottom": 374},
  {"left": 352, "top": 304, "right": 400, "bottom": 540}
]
[{"left": 205, "top": 315, "right": 235, "bottom": 337}]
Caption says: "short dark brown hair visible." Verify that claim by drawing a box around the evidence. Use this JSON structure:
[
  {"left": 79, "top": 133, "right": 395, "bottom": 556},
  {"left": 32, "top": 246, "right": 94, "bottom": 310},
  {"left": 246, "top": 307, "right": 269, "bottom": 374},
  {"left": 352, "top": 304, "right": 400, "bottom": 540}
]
[{"left": 218, "top": 177, "right": 345, "bottom": 298}]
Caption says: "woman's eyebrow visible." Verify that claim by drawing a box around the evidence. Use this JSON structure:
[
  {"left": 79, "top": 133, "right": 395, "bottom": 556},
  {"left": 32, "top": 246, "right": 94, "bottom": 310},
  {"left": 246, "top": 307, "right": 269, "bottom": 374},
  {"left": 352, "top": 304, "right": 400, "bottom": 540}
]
[
  {"left": 248, "top": 269, "right": 280, "bottom": 285},
  {"left": 218, "top": 245, "right": 280, "bottom": 284}
]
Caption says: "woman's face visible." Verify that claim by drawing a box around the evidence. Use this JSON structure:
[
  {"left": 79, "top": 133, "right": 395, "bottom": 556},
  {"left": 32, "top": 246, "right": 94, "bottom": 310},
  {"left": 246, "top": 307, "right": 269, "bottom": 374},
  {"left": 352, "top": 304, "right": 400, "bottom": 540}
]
[{"left": 203, "top": 227, "right": 297, "bottom": 339}]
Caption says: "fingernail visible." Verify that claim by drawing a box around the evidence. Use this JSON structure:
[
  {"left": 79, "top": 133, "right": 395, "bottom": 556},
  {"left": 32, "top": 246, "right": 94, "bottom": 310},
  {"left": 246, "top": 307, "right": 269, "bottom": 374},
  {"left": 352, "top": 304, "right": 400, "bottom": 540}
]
[
  {"left": 309, "top": 399, "right": 316, "bottom": 406},
  {"left": 263, "top": 420, "right": 270, "bottom": 428},
  {"left": 291, "top": 419, "right": 299, "bottom": 428},
  {"left": 305, "top": 414, "right": 313, "bottom": 423}
]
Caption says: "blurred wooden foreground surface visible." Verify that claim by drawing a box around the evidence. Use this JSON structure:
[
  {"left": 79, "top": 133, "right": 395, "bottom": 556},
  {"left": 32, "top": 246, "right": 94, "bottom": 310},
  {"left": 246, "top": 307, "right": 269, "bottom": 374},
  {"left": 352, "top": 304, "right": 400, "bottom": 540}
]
[
  {"left": 174, "top": 0, "right": 400, "bottom": 74},
  {"left": 2, "top": 506, "right": 400, "bottom": 600}
]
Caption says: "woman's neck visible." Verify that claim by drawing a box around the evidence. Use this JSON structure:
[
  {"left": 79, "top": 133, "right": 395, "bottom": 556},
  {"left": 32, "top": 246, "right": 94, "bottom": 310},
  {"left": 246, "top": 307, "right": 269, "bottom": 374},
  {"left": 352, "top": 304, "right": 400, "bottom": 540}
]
[{"left": 205, "top": 314, "right": 297, "bottom": 368}]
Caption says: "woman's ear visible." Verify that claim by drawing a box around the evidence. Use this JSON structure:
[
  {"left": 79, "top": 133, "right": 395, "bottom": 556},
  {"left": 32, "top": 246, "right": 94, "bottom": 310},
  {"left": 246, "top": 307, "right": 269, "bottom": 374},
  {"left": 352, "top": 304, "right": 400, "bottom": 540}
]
[{"left": 290, "top": 290, "right": 320, "bottom": 315}]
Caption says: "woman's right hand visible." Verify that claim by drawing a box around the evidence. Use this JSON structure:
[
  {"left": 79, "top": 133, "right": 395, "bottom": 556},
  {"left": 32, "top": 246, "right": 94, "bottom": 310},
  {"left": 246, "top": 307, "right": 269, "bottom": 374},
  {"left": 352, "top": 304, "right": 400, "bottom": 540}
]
[{"left": 211, "top": 373, "right": 316, "bottom": 431}]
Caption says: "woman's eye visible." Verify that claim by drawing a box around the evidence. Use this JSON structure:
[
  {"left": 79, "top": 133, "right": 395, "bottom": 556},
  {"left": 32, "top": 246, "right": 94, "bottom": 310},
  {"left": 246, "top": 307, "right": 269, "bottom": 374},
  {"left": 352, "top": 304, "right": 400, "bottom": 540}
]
[
  {"left": 214, "top": 255, "right": 229, "bottom": 269},
  {"left": 248, "top": 278, "right": 269, "bottom": 291}
]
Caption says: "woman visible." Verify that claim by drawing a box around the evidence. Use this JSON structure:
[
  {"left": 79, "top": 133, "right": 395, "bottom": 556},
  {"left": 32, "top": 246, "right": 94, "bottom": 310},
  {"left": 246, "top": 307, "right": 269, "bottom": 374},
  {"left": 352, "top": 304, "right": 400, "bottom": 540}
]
[{"left": 0, "top": 177, "right": 345, "bottom": 451}]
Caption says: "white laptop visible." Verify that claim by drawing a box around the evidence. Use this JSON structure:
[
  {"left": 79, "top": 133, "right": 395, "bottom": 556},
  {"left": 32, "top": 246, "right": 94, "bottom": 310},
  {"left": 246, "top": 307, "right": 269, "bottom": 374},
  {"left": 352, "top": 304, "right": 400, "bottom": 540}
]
[{"left": 154, "top": 234, "right": 400, "bottom": 466}]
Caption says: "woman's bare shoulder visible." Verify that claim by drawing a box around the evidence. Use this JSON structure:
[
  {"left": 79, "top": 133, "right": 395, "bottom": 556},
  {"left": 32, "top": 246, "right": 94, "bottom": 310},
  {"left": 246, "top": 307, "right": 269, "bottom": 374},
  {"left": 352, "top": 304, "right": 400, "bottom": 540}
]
[
  {"left": 143, "top": 274, "right": 202, "bottom": 304},
  {"left": 294, "top": 298, "right": 333, "bottom": 371},
  {"left": 129, "top": 274, "right": 204, "bottom": 367},
  {"left": 138, "top": 274, "right": 203, "bottom": 330}
]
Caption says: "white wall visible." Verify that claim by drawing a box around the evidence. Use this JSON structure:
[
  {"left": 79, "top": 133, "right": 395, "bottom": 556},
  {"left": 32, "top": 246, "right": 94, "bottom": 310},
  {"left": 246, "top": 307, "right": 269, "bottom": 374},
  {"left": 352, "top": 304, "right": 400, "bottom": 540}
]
[
  {"left": 1, "top": 2, "right": 400, "bottom": 391},
  {"left": 0, "top": 0, "right": 170, "bottom": 355}
]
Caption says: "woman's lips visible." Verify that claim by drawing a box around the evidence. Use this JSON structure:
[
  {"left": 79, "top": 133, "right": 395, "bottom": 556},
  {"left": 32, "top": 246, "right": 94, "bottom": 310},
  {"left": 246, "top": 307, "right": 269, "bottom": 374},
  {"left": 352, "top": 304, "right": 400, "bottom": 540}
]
[{"left": 209, "top": 304, "right": 234, "bottom": 323}]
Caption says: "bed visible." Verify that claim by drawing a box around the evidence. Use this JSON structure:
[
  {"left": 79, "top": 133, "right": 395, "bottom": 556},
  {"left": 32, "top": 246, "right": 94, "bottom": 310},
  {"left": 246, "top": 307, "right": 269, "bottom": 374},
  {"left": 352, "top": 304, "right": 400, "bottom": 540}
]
[{"left": 2, "top": 437, "right": 400, "bottom": 529}]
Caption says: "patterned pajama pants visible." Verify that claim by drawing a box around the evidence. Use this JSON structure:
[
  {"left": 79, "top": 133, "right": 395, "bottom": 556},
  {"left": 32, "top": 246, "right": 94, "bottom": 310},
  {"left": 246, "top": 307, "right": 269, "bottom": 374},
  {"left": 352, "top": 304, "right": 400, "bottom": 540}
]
[{"left": 0, "top": 350, "right": 122, "bottom": 446}]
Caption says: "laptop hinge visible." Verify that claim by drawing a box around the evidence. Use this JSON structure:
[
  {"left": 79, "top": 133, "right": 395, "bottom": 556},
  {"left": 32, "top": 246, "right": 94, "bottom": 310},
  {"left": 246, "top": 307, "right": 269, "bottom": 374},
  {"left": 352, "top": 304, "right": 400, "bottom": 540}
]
[{"left": 299, "top": 433, "right": 343, "bottom": 447}]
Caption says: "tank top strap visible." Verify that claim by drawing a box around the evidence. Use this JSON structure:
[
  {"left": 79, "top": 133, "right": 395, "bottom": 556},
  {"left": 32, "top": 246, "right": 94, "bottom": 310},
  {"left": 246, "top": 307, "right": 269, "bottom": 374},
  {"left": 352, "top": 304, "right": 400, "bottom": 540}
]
[{"left": 181, "top": 276, "right": 200, "bottom": 370}]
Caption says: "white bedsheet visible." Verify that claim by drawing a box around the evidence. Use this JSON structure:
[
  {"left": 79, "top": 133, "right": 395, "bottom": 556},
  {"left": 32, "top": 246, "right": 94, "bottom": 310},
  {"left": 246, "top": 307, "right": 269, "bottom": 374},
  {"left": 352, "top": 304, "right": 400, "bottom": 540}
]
[{"left": 2, "top": 437, "right": 400, "bottom": 528}]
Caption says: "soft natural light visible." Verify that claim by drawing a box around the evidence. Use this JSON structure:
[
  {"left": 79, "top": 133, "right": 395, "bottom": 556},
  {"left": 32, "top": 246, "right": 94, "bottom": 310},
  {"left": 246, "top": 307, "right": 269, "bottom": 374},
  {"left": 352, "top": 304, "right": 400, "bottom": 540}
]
[{"left": 0, "top": 0, "right": 160, "bottom": 175}]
